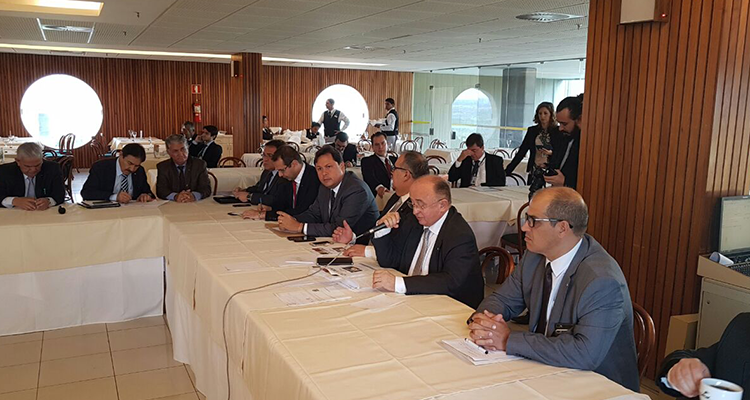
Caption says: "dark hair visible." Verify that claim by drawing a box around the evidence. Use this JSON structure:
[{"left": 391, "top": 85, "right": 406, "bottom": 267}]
[
  {"left": 311, "top": 122, "right": 321, "bottom": 128},
  {"left": 335, "top": 131, "right": 349, "bottom": 143},
  {"left": 465, "top": 133, "right": 484, "bottom": 148},
  {"left": 533, "top": 102, "right": 557, "bottom": 126},
  {"left": 122, "top": 143, "right": 147, "bottom": 162},
  {"left": 385, "top": 98, "right": 395, "bottom": 105},
  {"left": 400, "top": 151, "right": 429, "bottom": 178},
  {"left": 262, "top": 115, "right": 268, "bottom": 120},
  {"left": 272, "top": 145, "right": 302, "bottom": 166},
  {"left": 327, "top": 98, "right": 335, "bottom": 105},
  {"left": 182, "top": 121, "right": 195, "bottom": 132},
  {"left": 542, "top": 187, "right": 589, "bottom": 236},
  {"left": 314, "top": 144, "right": 343, "bottom": 165},
  {"left": 556, "top": 94, "right": 584, "bottom": 120},
  {"left": 265, "top": 139, "right": 286, "bottom": 150},
  {"left": 203, "top": 125, "right": 219, "bottom": 138},
  {"left": 370, "top": 131, "right": 387, "bottom": 142}
]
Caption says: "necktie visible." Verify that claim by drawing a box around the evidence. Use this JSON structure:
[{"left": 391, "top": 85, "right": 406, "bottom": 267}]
[
  {"left": 329, "top": 190, "right": 336, "bottom": 217},
  {"left": 292, "top": 181, "right": 298, "bottom": 208},
  {"left": 25, "top": 177, "right": 35, "bottom": 198},
  {"left": 471, "top": 160, "right": 480, "bottom": 185},
  {"left": 177, "top": 166, "right": 186, "bottom": 191},
  {"left": 389, "top": 197, "right": 402, "bottom": 214},
  {"left": 385, "top": 158, "right": 392, "bottom": 178},
  {"left": 198, "top": 143, "right": 209, "bottom": 158},
  {"left": 120, "top": 174, "right": 129, "bottom": 195},
  {"left": 560, "top": 139, "right": 575, "bottom": 169},
  {"left": 412, "top": 228, "right": 432, "bottom": 276},
  {"left": 535, "top": 263, "right": 553, "bottom": 336}
]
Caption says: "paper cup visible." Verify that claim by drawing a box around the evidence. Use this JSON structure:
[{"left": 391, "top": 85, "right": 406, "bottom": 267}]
[{"left": 700, "top": 378, "right": 743, "bottom": 400}]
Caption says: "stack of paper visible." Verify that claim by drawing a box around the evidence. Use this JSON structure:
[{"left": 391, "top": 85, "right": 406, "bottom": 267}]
[
  {"left": 440, "top": 338, "right": 522, "bottom": 365},
  {"left": 275, "top": 287, "right": 351, "bottom": 307}
]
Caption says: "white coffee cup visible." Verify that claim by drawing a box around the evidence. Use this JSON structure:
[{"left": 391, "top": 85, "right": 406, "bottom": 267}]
[{"left": 700, "top": 378, "right": 743, "bottom": 400}]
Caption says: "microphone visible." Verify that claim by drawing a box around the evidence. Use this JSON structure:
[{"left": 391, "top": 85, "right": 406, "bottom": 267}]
[
  {"left": 58, "top": 205, "right": 66, "bottom": 215},
  {"left": 354, "top": 198, "right": 412, "bottom": 240}
]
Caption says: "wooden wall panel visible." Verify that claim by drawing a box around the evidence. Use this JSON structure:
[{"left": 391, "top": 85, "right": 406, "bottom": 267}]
[
  {"left": 230, "top": 53, "right": 264, "bottom": 157},
  {"left": 581, "top": 0, "right": 750, "bottom": 378}
]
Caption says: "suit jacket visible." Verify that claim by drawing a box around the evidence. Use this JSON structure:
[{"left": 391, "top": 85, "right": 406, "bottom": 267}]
[
  {"left": 263, "top": 128, "right": 274, "bottom": 141},
  {"left": 341, "top": 143, "right": 358, "bottom": 164},
  {"left": 294, "top": 171, "right": 379, "bottom": 241},
  {"left": 81, "top": 158, "right": 153, "bottom": 201},
  {"left": 506, "top": 125, "right": 562, "bottom": 174},
  {"left": 0, "top": 160, "right": 66, "bottom": 205},
  {"left": 265, "top": 163, "right": 321, "bottom": 221},
  {"left": 155, "top": 157, "right": 212, "bottom": 200},
  {"left": 191, "top": 141, "right": 222, "bottom": 168},
  {"left": 476, "top": 234, "right": 639, "bottom": 392},
  {"left": 372, "top": 207, "right": 483, "bottom": 308},
  {"left": 657, "top": 313, "right": 750, "bottom": 399},
  {"left": 243, "top": 169, "right": 288, "bottom": 206},
  {"left": 548, "top": 129, "right": 580, "bottom": 189},
  {"left": 448, "top": 153, "right": 506, "bottom": 187},
  {"left": 361, "top": 153, "right": 397, "bottom": 195}
]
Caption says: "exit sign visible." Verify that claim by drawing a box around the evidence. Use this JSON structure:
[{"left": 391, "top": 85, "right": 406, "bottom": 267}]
[{"left": 191, "top": 84, "right": 201, "bottom": 95}]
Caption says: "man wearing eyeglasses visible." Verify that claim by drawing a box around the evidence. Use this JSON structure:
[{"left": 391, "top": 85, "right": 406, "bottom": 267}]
[
  {"left": 466, "top": 187, "right": 639, "bottom": 392},
  {"left": 232, "top": 140, "right": 288, "bottom": 206}
]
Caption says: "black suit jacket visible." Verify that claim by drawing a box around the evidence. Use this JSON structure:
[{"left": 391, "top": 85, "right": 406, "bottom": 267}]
[
  {"left": 658, "top": 313, "right": 750, "bottom": 399},
  {"left": 295, "top": 171, "right": 379, "bottom": 241},
  {"left": 341, "top": 144, "right": 358, "bottom": 164},
  {"left": 0, "top": 161, "right": 66, "bottom": 205},
  {"left": 548, "top": 129, "right": 580, "bottom": 189},
  {"left": 242, "top": 169, "right": 289, "bottom": 206},
  {"left": 191, "top": 141, "right": 222, "bottom": 168},
  {"left": 263, "top": 128, "right": 274, "bottom": 141},
  {"left": 81, "top": 158, "right": 153, "bottom": 201},
  {"left": 155, "top": 157, "right": 212, "bottom": 200},
  {"left": 448, "top": 153, "right": 506, "bottom": 187},
  {"left": 372, "top": 207, "right": 484, "bottom": 308},
  {"left": 266, "top": 163, "right": 321, "bottom": 221},
  {"left": 506, "top": 125, "right": 562, "bottom": 174},
  {"left": 361, "top": 154, "right": 397, "bottom": 194}
]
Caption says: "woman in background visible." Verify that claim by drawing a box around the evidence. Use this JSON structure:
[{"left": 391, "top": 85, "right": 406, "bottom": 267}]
[{"left": 505, "top": 102, "right": 559, "bottom": 197}]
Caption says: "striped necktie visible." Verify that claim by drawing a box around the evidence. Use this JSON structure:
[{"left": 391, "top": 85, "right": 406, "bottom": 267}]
[
  {"left": 412, "top": 228, "right": 432, "bottom": 276},
  {"left": 120, "top": 174, "right": 129, "bottom": 195}
]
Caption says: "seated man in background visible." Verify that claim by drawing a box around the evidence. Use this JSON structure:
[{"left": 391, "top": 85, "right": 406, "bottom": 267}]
[
  {"left": 448, "top": 133, "right": 506, "bottom": 187},
  {"left": 276, "top": 145, "right": 378, "bottom": 242},
  {"left": 657, "top": 312, "right": 750, "bottom": 398},
  {"left": 332, "top": 150, "right": 429, "bottom": 259},
  {"left": 156, "top": 134, "right": 212, "bottom": 202},
  {"left": 333, "top": 131, "right": 358, "bottom": 167},
  {"left": 306, "top": 122, "right": 321, "bottom": 141},
  {"left": 361, "top": 131, "right": 397, "bottom": 198},
  {"left": 233, "top": 140, "right": 287, "bottom": 206},
  {"left": 262, "top": 115, "right": 274, "bottom": 141},
  {"left": 242, "top": 145, "right": 320, "bottom": 221},
  {"left": 0, "top": 142, "right": 65, "bottom": 210},
  {"left": 82, "top": 143, "right": 154, "bottom": 203},
  {"left": 180, "top": 121, "right": 196, "bottom": 142},
  {"left": 467, "top": 187, "right": 639, "bottom": 392},
  {"left": 190, "top": 125, "right": 222, "bottom": 168}
]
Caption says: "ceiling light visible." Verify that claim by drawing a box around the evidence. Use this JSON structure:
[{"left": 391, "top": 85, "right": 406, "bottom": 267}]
[
  {"left": 0, "top": 43, "right": 231, "bottom": 59},
  {"left": 343, "top": 45, "right": 377, "bottom": 51},
  {"left": 0, "top": 0, "right": 104, "bottom": 16},
  {"left": 41, "top": 24, "right": 92, "bottom": 33},
  {"left": 263, "top": 56, "right": 386, "bottom": 67},
  {"left": 515, "top": 12, "right": 582, "bottom": 23}
]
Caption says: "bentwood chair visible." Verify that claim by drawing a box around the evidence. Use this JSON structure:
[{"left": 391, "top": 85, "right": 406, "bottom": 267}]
[
  {"left": 207, "top": 171, "right": 218, "bottom": 196},
  {"left": 633, "top": 302, "right": 656, "bottom": 378}
]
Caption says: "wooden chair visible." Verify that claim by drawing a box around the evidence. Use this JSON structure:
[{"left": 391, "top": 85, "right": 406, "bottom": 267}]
[
  {"left": 459, "top": 141, "right": 466, "bottom": 148},
  {"left": 501, "top": 202, "right": 529, "bottom": 256},
  {"left": 357, "top": 139, "right": 371, "bottom": 152},
  {"left": 285, "top": 141, "right": 300, "bottom": 152},
  {"left": 425, "top": 155, "right": 447, "bottom": 164},
  {"left": 42, "top": 149, "right": 60, "bottom": 159},
  {"left": 207, "top": 171, "right": 218, "bottom": 196},
  {"left": 387, "top": 150, "right": 399, "bottom": 159},
  {"left": 218, "top": 157, "right": 246, "bottom": 168},
  {"left": 633, "top": 302, "right": 656, "bottom": 378},
  {"left": 479, "top": 246, "right": 515, "bottom": 285},
  {"left": 511, "top": 147, "right": 520, "bottom": 158},
  {"left": 300, "top": 153, "right": 308, "bottom": 163},
  {"left": 428, "top": 165, "right": 441, "bottom": 175},
  {"left": 305, "top": 145, "right": 321, "bottom": 153},
  {"left": 494, "top": 149, "right": 511, "bottom": 158},
  {"left": 58, "top": 133, "right": 75, "bottom": 156},
  {"left": 413, "top": 136, "right": 424, "bottom": 151},
  {"left": 400, "top": 140, "right": 418, "bottom": 152},
  {"left": 255, "top": 158, "right": 264, "bottom": 167},
  {"left": 56, "top": 155, "right": 75, "bottom": 202},
  {"left": 429, "top": 139, "right": 441, "bottom": 149},
  {"left": 506, "top": 173, "right": 527, "bottom": 186}
]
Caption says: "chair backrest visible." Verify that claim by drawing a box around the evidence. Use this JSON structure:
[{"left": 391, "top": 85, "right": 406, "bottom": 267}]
[
  {"left": 58, "top": 133, "right": 75, "bottom": 155},
  {"left": 494, "top": 149, "right": 510, "bottom": 158},
  {"left": 425, "top": 155, "right": 447, "bottom": 164},
  {"left": 357, "top": 139, "right": 371, "bottom": 152},
  {"left": 89, "top": 139, "right": 109, "bottom": 159},
  {"left": 286, "top": 141, "right": 300, "bottom": 152},
  {"left": 429, "top": 139, "right": 440, "bottom": 149},
  {"left": 428, "top": 165, "right": 441, "bottom": 175},
  {"left": 511, "top": 147, "right": 520, "bottom": 158},
  {"left": 459, "top": 141, "right": 466, "bottom": 148},
  {"left": 305, "top": 145, "right": 321, "bottom": 153},
  {"left": 56, "top": 155, "right": 74, "bottom": 201},
  {"left": 42, "top": 148, "right": 60, "bottom": 159},
  {"left": 255, "top": 158, "right": 264, "bottom": 167},
  {"left": 300, "top": 153, "right": 308, "bottom": 164},
  {"left": 478, "top": 246, "right": 515, "bottom": 285},
  {"left": 207, "top": 171, "right": 218, "bottom": 196},
  {"left": 413, "top": 136, "right": 423, "bottom": 151},
  {"left": 218, "top": 157, "right": 246, "bottom": 168},
  {"left": 387, "top": 150, "right": 399, "bottom": 159},
  {"left": 400, "top": 140, "right": 418, "bottom": 152},
  {"left": 506, "top": 173, "right": 527, "bottom": 186},
  {"left": 515, "top": 202, "right": 530, "bottom": 254},
  {"left": 633, "top": 302, "right": 656, "bottom": 378}
]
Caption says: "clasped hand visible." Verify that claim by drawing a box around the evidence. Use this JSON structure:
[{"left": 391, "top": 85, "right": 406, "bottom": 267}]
[{"left": 468, "top": 310, "right": 511, "bottom": 351}]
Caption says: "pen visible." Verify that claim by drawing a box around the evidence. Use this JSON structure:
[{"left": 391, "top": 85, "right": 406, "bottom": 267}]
[{"left": 465, "top": 338, "right": 489, "bottom": 355}]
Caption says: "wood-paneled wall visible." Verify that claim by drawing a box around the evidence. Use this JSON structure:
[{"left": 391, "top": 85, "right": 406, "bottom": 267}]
[
  {"left": 581, "top": 0, "right": 750, "bottom": 378},
  {"left": 230, "top": 53, "right": 264, "bottom": 157}
]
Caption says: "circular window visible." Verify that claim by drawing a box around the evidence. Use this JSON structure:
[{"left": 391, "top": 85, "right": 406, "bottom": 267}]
[
  {"left": 311, "top": 84, "right": 369, "bottom": 138},
  {"left": 451, "top": 88, "right": 494, "bottom": 146},
  {"left": 20, "top": 74, "right": 103, "bottom": 149}
]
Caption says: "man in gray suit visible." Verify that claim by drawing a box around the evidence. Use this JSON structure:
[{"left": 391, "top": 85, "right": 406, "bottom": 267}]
[
  {"left": 156, "top": 134, "right": 212, "bottom": 202},
  {"left": 467, "top": 187, "right": 639, "bottom": 392},
  {"left": 277, "top": 145, "right": 379, "bottom": 243}
]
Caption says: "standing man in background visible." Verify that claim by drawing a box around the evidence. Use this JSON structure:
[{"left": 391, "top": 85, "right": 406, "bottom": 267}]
[
  {"left": 545, "top": 94, "right": 583, "bottom": 190},
  {"left": 317, "top": 98, "right": 349, "bottom": 143},
  {"left": 377, "top": 98, "right": 399, "bottom": 149}
]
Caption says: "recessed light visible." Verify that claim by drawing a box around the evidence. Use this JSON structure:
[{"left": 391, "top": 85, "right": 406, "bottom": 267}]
[
  {"left": 41, "top": 24, "right": 93, "bottom": 33},
  {"left": 515, "top": 12, "right": 582, "bottom": 23},
  {"left": 343, "top": 45, "right": 377, "bottom": 51}
]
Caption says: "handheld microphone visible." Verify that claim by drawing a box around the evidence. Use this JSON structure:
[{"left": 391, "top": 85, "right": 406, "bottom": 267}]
[
  {"left": 354, "top": 198, "right": 412, "bottom": 240},
  {"left": 58, "top": 205, "right": 66, "bottom": 215}
]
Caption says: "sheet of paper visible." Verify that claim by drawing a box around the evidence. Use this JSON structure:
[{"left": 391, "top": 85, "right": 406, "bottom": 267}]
[
  {"left": 123, "top": 200, "right": 169, "bottom": 208},
  {"left": 275, "top": 286, "right": 351, "bottom": 307},
  {"left": 441, "top": 338, "right": 522, "bottom": 365},
  {"left": 222, "top": 261, "right": 266, "bottom": 273},
  {"left": 350, "top": 294, "right": 404, "bottom": 311}
]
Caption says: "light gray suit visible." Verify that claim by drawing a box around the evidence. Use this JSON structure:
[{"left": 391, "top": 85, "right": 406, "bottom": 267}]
[{"left": 475, "top": 234, "right": 639, "bottom": 392}]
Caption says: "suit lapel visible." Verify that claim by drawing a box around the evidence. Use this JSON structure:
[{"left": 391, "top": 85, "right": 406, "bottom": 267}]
[
  {"left": 528, "top": 257, "right": 548, "bottom": 332},
  {"left": 427, "top": 208, "right": 455, "bottom": 273},
  {"left": 546, "top": 238, "right": 589, "bottom": 327}
]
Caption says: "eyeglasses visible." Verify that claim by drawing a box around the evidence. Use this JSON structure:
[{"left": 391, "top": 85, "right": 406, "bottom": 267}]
[
  {"left": 413, "top": 199, "right": 444, "bottom": 211},
  {"left": 524, "top": 213, "right": 574, "bottom": 229},
  {"left": 393, "top": 166, "right": 410, "bottom": 174}
]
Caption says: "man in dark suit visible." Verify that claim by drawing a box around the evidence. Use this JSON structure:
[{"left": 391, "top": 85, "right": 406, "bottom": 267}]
[
  {"left": 467, "top": 187, "right": 639, "bottom": 392},
  {"left": 361, "top": 131, "right": 397, "bottom": 198},
  {"left": 190, "top": 125, "right": 223, "bottom": 168},
  {"left": 81, "top": 143, "right": 154, "bottom": 203},
  {"left": 333, "top": 131, "right": 358, "bottom": 167},
  {"left": 0, "top": 142, "right": 65, "bottom": 210},
  {"left": 242, "top": 145, "right": 321, "bottom": 221},
  {"left": 448, "top": 133, "right": 506, "bottom": 187},
  {"left": 545, "top": 94, "right": 583, "bottom": 190},
  {"left": 657, "top": 312, "right": 750, "bottom": 399},
  {"left": 156, "top": 134, "right": 212, "bottom": 202},
  {"left": 262, "top": 116, "right": 274, "bottom": 141},
  {"left": 306, "top": 122, "right": 321, "bottom": 141},
  {"left": 276, "top": 145, "right": 378, "bottom": 241},
  {"left": 363, "top": 175, "right": 483, "bottom": 308},
  {"left": 232, "top": 140, "right": 287, "bottom": 206}
]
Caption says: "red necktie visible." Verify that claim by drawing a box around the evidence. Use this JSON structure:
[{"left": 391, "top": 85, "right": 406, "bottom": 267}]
[
  {"left": 292, "top": 181, "right": 298, "bottom": 208},
  {"left": 385, "top": 158, "right": 392, "bottom": 178}
]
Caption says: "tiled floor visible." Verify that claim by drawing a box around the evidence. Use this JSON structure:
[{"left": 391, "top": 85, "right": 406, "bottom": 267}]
[{"left": 0, "top": 316, "right": 205, "bottom": 400}]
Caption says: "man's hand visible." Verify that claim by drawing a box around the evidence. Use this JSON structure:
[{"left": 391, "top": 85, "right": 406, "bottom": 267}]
[
  {"left": 539, "top": 148, "right": 553, "bottom": 157},
  {"left": 376, "top": 186, "right": 388, "bottom": 198},
  {"left": 372, "top": 270, "right": 396, "bottom": 291},
  {"left": 666, "top": 358, "right": 711, "bottom": 398},
  {"left": 34, "top": 198, "right": 51, "bottom": 211},
  {"left": 176, "top": 190, "right": 195, "bottom": 203},
  {"left": 332, "top": 220, "right": 354, "bottom": 244},
  {"left": 137, "top": 194, "right": 154, "bottom": 202},
  {"left": 116, "top": 191, "right": 132, "bottom": 204},
  {"left": 377, "top": 211, "right": 401, "bottom": 230},
  {"left": 242, "top": 209, "right": 263, "bottom": 220},
  {"left": 234, "top": 190, "right": 249, "bottom": 202},
  {"left": 543, "top": 169, "right": 565, "bottom": 187},
  {"left": 343, "top": 244, "right": 365, "bottom": 257},
  {"left": 457, "top": 149, "right": 473, "bottom": 162},
  {"left": 468, "top": 310, "right": 510, "bottom": 351},
  {"left": 277, "top": 211, "right": 303, "bottom": 233},
  {"left": 12, "top": 197, "right": 37, "bottom": 211},
  {"left": 258, "top": 204, "right": 271, "bottom": 211}
]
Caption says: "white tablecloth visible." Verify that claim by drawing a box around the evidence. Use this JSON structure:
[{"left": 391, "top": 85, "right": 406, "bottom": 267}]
[
  {"left": 109, "top": 137, "right": 166, "bottom": 151},
  {"left": 147, "top": 167, "right": 265, "bottom": 194}
]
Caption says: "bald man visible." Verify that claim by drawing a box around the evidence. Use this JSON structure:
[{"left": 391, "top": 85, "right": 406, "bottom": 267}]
[{"left": 467, "top": 187, "right": 639, "bottom": 392}]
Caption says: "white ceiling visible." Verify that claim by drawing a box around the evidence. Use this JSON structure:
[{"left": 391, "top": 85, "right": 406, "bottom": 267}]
[{"left": 0, "top": 0, "right": 589, "bottom": 72}]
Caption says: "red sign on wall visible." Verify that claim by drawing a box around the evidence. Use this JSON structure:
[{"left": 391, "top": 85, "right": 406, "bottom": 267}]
[{"left": 191, "top": 84, "right": 201, "bottom": 95}]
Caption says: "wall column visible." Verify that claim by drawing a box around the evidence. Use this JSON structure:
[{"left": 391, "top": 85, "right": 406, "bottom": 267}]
[{"left": 230, "top": 52, "right": 263, "bottom": 157}]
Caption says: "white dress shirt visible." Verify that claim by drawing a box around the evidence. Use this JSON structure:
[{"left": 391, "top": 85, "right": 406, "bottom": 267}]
[
  {"left": 317, "top": 109, "right": 350, "bottom": 131},
  {"left": 380, "top": 109, "right": 397, "bottom": 133},
  {"left": 2, "top": 173, "right": 56, "bottom": 209},
  {"left": 303, "top": 180, "right": 341, "bottom": 235},
  {"left": 539, "top": 239, "right": 583, "bottom": 330},
  {"left": 364, "top": 193, "right": 410, "bottom": 259},
  {"left": 393, "top": 210, "right": 450, "bottom": 294},
  {"left": 110, "top": 157, "right": 133, "bottom": 201},
  {"left": 454, "top": 152, "right": 486, "bottom": 186},
  {"left": 293, "top": 163, "right": 306, "bottom": 196}
]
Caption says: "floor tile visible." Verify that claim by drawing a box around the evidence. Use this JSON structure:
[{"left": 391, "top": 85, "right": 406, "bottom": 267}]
[
  {"left": 44, "top": 324, "right": 106, "bottom": 340},
  {"left": 117, "top": 366, "right": 195, "bottom": 400},
  {"left": 112, "top": 344, "right": 182, "bottom": 375},
  {"left": 0, "top": 341, "right": 41, "bottom": 368},
  {"left": 41, "top": 332, "right": 109, "bottom": 361},
  {"left": 0, "top": 389, "right": 36, "bottom": 400},
  {"left": 107, "top": 316, "right": 165, "bottom": 332},
  {"left": 37, "top": 377, "right": 118, "bottom": 400},
  {"left": 0, "top": 364, "right": 38, "bottom": 394},
  {"left": 109, "top": 325, "right": 172, "bottom": 352},
  {"left": 0, "top": 332, "right": 42, "bottom": 346},
  {"left": 39, "top": 352, "right": 113, "bottom": 387}
]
